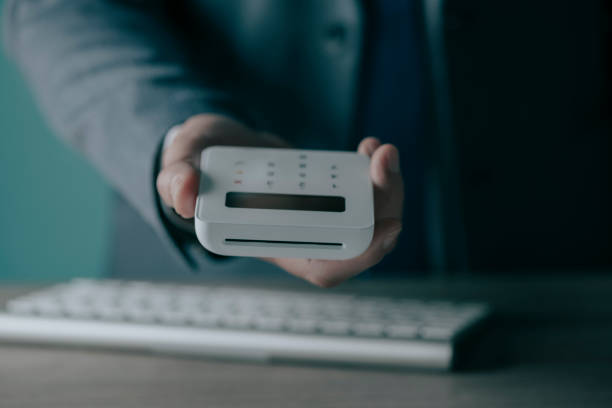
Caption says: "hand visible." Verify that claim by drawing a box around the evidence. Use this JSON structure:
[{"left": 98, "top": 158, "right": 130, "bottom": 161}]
[
  {"left": 156, "top": 114, "right": 287, "bottom": 218},
  {"left": 157, "top": 114, "right": 403, "bottom": 287},
  {"left": 264, "top": 137, "right": 403, "bottom": 287}
]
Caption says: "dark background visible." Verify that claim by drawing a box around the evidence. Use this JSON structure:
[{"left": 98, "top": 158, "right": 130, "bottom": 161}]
[{"left": 444, "top": 0, "right": 610, "bottom": 270}]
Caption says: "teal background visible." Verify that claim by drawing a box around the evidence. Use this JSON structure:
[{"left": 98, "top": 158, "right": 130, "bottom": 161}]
[{"left": 0, "top": 1, "right": 110, "bottom": 282}]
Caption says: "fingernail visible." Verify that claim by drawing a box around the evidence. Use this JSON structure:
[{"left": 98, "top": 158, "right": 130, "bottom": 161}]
[
  {"left": 383, "top": 228, "right": 402, "bottom": 251},
  {"left": 388, "top": 149, "right": 400, "bottom": 173}
]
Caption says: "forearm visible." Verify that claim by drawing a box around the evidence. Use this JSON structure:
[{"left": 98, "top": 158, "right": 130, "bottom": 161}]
[{"left": 4, "top": 0, "right": 241, "bottom": 224}]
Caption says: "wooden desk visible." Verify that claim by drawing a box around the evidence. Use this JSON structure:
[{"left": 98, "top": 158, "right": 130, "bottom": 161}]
[{"left": 1, "top": 274, "right": 612, "bottom": 408}]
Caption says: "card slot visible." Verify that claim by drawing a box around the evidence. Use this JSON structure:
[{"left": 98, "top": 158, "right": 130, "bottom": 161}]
[{"left": 224, "top": 238, "right": 344, "bottom": 250}]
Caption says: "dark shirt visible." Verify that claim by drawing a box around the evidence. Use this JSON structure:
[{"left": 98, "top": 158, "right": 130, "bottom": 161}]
[{"left": 361, "top": 0, "right": 427, "bottom": 273}]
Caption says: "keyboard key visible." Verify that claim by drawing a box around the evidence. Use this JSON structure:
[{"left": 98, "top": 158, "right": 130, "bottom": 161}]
[
  {"left": 94, "top": 305, "right": 125, "bottom": 321},
  {"left": 253, "top": 317, "right": 285, "bottom": 331},
  {"left": 286, "top": 319, "right": 317, "bottom": 334},
  {"left": 6, "top": 300, "right": 36, "bottom": 315},
  {"left": 385, "top": 325, "right": 419, "bottom": 339},
  {"left": 124, "top": 308, "right": 156, "bottom": 324},
  {"left": 63, "top": 303, "right": 97, "bottom": 320},
  {"left": 32, "top": 300, "right": 64, "bottom": 317},
  {"left": 221, "top": 315, "right": 252, "bottom": 329},
  {"left": 158, "top": 310, "right": 190, "bottom": 325},
  {"left": 319, "top": 321, "right": 351, "bottom": 336},
  {"left": 189, "top": 313, "right": 220, "bottom": 328},
  {"left": 420, "top": 326, "right": 455, "bottom": 340},
  {"left": 351, "top": 323, "right": 384, "bottom": 337}
]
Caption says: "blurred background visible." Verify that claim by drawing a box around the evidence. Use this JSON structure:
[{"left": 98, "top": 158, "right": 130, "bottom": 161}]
[
  {"left": 0, "top": 0, "right": 609, "bottom": 282},
  {"left": 0, "top": 0, "right": 110, "bottom": 282}
]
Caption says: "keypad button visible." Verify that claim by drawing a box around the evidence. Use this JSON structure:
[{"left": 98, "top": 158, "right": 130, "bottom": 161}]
[
  {"left": 299, "top": 173, "right": 306, "bottom": 178},
  {"left": 233, "top": 180, "right": 242, "bottom": 184},
  {"left": 331, "top": 174, "right": 337, "bottom": 179},
  {"left": 331, "top": 165, "right": 338, "bottom": 170},
  {"left": 299, "top": 181, "right": 306, "bottom": 189},
  {"left": 234, "top": 161, "right": 244, "bottom": 166},
  {"left": 332, "top": 184, "right": 337, "bottom": 189},
  {"left": 299, "top": 154, "right": 307, "bottom": 160},
  {"left": 267, "top": 162, "right": 275, "bottom": 167},
  {"left": 267, "top": 171, "right": 275, "bottom": 176},
  {"left": 235, "top": 170, "right": 243, "bottom": 175},
  {"left": 299, "top": 163, "right": 307, "bottom": 169},
  {"left": 266, "top": 180, "right": 274, "bottom": 187}
]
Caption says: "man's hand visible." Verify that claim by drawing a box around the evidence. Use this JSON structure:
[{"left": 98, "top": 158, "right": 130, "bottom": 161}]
[
  {"left": 266, "top": 137, "right": 403, "bottom": 287},
  {"left": 157, "top": 114, "right": 403, "bottom": 287},
  {"left": 157, "top": 114, "right": 287, "bottom": 218}
]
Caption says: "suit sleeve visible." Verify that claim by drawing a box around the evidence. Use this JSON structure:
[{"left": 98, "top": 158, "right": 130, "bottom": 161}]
[{"left": 2, "top": 0, "right": 242, "bottom": 269}]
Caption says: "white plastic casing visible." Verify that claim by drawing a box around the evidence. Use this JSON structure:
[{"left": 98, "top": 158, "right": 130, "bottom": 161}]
[{"left": 195, "top": 147, "right": 374, "bottom": 260}]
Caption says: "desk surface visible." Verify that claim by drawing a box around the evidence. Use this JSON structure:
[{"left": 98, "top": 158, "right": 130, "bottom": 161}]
[{"left": 1, "top": 274, "right": 612, "bottom": 408}]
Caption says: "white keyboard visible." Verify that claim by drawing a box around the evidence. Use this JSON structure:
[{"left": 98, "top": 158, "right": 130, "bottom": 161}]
[{"left": 0, "top": 279, "right": 490, "bottom": 370}]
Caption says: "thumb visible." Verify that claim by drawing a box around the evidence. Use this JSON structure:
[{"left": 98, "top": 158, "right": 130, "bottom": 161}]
[{"left": 156, "top": 161, "right": 200, "bottom": 219}]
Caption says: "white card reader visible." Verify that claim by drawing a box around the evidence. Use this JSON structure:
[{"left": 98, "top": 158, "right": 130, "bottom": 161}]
[{"left": 195, "top": 146, "right": 374, "bottom": 259}]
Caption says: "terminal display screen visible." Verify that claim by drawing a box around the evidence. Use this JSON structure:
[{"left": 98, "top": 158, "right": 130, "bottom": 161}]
[{"left": 225, "top": 192, "right": 345, "bottom": 212}]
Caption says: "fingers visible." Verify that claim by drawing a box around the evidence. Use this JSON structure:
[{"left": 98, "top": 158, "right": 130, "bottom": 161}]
[
  {"left": 370, "top": 143, "right": 399, "bottom": 189},
  {"left": 158, "top": 114, "right": 290, "bottom": 220},
  {"left": 161, "top": 120, "right": 212, "bottom": 168},
  {"left": 370, "top": 143, "right": 404, "bottom": 219},
  {"left": 156, "top": 161, "right": 200, "bottom": 218},
  {"left": 267, "top": 140, "right": 406, "bottom": 288},
  {"left": 162, "top": 115, "right": 290, "bottom": 168},
  {"left": 358, "top": 137, "right": 381, "bottom": 157},
  {"left": 268, "top": 218, "right": 402, "bottom": 288},
  {"left": 358, "top": 137, "right": 404, "bottom": 218}
]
